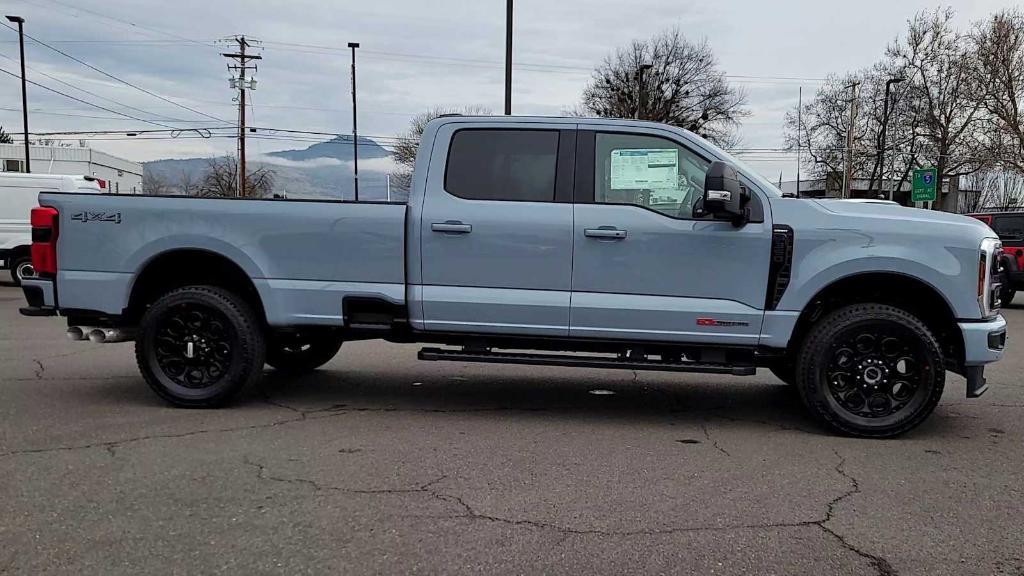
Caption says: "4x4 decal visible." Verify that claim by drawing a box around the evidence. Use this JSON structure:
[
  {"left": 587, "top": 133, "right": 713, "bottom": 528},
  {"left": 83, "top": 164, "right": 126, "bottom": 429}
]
[{"left": 71, "top": 211, "right": 121, "bottom": 224}]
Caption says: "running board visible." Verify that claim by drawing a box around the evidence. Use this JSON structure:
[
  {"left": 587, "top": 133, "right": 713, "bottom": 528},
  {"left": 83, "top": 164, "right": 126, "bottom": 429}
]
[{"left": 418, "top": 347, "right": 756, "bottom": 375}]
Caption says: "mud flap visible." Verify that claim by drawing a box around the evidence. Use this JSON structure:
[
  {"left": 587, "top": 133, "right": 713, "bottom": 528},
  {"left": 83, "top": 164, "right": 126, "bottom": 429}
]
[{"left": 965, "top": 366, "right": 988, "bottom": 398}]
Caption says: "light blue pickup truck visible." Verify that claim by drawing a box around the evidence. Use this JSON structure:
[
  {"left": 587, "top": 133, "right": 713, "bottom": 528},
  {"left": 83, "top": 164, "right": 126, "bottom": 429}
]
[{"left": 20, "top": 116, "right": 1007, "bottom": 437}]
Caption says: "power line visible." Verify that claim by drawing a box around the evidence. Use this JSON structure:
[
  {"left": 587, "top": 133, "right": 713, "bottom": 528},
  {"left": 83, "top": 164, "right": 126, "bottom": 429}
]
[
  {"left": 0, "top": 106, "right": 225, "bottom": 122},
  {"left": 0, "top": 51, "right": 203, "bottom": 124},
  {"left": 1, "top": 21, "right": 230, "bottom": 124},
  {"left": 0, "top": 65, "right": 192, "bottom": 130},
  {"left": 27, "top": 0, "right": 214, "bottom": 48}
]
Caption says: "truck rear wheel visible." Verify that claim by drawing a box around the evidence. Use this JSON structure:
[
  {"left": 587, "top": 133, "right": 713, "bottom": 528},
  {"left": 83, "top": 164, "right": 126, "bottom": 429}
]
[
  {"left": 795, "top": 303, "right": 945, "bottom": 438},
  {"left": 266, "top": 332, "right": 343, "bottom": 374},
  {"left": 135, "top": 286, "right": 265, "bottom": 407}
]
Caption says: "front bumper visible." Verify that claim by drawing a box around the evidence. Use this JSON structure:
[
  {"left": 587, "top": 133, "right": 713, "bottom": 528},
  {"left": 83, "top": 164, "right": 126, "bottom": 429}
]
[
  {"left": 0, "top": 248, "right": 10, "bottom": 270},
  {"left": 958, "top": 315, "right": 1007, "bottom": 398}
]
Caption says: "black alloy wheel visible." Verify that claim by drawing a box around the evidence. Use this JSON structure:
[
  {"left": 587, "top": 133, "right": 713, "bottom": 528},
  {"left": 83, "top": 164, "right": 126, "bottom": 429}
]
[
  {"left": 136, "top": 286, "right": 264, "bottom": 407},
  {"left": 796, "top": 304, "right": 945, "bottom": 438},
  {"left": 266, "top": 331, "right": 343, "bottom": 374}
]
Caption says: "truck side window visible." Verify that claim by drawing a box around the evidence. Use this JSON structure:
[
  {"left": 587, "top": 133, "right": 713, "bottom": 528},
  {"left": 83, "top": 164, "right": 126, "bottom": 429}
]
[
  {"left": 593, "top": 132, "right": 710, "bottom": 218},
  {"left": 444, "top": 129, "right": 559, "bottom": 202}
]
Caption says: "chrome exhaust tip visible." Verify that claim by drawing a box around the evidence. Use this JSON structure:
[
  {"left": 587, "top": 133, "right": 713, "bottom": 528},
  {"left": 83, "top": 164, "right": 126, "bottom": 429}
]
[
  {"left": 66, "top": 326, "right": 87, "bottom": 341},
  {"left": 87, "top": 328, "right": 136, "bottom": 344}
]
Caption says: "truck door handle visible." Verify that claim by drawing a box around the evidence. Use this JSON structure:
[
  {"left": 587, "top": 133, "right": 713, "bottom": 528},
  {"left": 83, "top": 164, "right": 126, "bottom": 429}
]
[
  {"left": 584, "top": 227, "right": 627, "bottom": 239},
  {"left": 431, "top": 221, "right": 472, "bottom": 234}
]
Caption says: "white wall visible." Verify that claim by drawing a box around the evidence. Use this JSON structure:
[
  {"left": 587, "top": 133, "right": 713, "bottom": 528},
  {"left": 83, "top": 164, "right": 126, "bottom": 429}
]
[{"left": 0, "top": 144, "right": 143, "bottom": 195}]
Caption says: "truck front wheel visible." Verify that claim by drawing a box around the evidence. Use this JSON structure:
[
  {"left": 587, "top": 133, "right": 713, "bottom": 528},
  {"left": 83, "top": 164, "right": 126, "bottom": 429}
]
[
  {"left": 795, "top": 303, "right": 945, "bottom": 438},
  {"left": 135, "top": 286, "right": 265, "bottom": 407},
  {"left": 266, "top": 331, "right": 343, "bottom": 374}
]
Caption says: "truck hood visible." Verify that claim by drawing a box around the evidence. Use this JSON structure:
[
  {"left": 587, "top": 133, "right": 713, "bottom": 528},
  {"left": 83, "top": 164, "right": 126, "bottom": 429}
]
[
  {"left": 809, "top": 199, "right": 995, "bottom": 236},
  {"left": 766, "top": 196, "right": 996, "bottom": 321}
]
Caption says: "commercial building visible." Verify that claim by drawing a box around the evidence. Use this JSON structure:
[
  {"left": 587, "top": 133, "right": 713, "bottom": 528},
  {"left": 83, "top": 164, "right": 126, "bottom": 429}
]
[{"left": 0, "top": 143, "right": 142, "bottom": 194}]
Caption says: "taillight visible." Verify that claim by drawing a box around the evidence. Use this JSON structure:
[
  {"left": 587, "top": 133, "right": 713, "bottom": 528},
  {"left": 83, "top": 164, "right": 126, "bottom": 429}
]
[{"left": 30, "top": 206, "right": 59, "bottom": 276}]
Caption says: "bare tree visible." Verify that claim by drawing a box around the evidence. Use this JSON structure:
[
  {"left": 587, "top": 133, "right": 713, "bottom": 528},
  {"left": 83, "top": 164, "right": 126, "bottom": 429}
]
[
  {"left": 579, "top": 28, "right": 748, "bottom": 146},
  {"left": 889, "top": 8, "right": 990, "bottom": 208},
  {"left": 0, "top": 126, "right": 12, "bottom": 144},
  {"left": 787, "top": 9, "right": 993, "bottom": 204},
  {"left": 142, "top": 171, "right": 171, "bottom": 196},
  {"left": 961, "top": 169, "right": 1024, "bottom": 212},
  {"left": 974, "top": 8, "right": 1024, "bottom": 173},
  {"left": 783, "top": 71, "right": 871, "bottom": 184},
  {"left": 177, "top": 169, "right": 200, "bottom": 196},
  {"left": 389, "top": 105, "right": 491, "bottom": 194},
  {"left": 198, "top": 156, "right": 274, "bottom": 198}
]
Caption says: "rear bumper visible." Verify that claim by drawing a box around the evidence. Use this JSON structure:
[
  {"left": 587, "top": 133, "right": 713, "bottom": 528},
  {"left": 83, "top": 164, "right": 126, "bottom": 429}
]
[
  {"left": 19, "top": 277, "right": 57, "bottom": 317},
  {"left": 958, "top": 315, "right": 1007, "bottom": 398}
]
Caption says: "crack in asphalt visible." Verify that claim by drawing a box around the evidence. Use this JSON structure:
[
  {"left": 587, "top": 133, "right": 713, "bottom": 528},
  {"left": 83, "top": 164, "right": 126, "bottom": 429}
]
[
  {"left": 32, "top": 359, "right": 44, "bottom": 380},
  {"left": 0, "top": 408, "right": 346, "bottom": 459},
  {"left": 701, "top": 423, "right": 731, "bottom": 457},
  {"left": 815, "top": 450, "right": 898, "bottom": 576},
  {"left": 0, "top": 389, "right": 895, "bottom": 574},
  {"left": 241, "top": 448, "right": 896, "bottom": 576},
  {"left": 244, "top": 457, "right": 448, "bottom": 497}
]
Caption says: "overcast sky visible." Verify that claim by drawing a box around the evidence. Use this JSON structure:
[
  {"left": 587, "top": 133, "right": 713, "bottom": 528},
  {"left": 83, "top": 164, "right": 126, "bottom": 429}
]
[{"left": 0, "top": 0, "right": 1013, "bottom": 181}]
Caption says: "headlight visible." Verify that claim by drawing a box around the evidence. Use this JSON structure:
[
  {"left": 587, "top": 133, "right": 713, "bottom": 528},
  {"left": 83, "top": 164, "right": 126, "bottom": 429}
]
[{"left": 979, "top": 237, "right": 1002, "bottom": 317}]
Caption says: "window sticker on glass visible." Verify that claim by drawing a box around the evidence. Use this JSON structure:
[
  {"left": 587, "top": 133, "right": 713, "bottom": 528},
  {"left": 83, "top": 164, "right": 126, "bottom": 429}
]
[{"left": 610, "top": 149, "right": 679, "bottom": 190}]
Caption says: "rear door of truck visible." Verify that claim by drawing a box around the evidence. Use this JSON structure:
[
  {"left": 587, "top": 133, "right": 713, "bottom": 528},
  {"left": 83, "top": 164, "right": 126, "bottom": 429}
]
[{"left": 417, "top": 121, "right": 576, "bottom": 336}]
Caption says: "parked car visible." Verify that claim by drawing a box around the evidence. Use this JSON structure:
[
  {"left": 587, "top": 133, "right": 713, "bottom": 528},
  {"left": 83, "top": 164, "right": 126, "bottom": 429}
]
[
  {"left": 0, "top": 173, "right": 101, "bottom": 285},
  {"left": 967, "top": 211, "right": 1024, "bottom": 304},
  {"left": 19, "top": 116, "right": 1006, "bottom": 438}
]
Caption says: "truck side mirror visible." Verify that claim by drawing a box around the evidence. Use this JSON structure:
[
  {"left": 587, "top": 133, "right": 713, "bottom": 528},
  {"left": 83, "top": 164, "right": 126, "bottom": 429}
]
[{"left": 703, "top": 161, "right": 749, "bottom": 226}]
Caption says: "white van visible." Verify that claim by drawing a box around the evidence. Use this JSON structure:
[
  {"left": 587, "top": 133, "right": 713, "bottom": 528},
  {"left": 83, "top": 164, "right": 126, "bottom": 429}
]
[{"left": 1, "top": 173, "right": 103, "bottom": 285}]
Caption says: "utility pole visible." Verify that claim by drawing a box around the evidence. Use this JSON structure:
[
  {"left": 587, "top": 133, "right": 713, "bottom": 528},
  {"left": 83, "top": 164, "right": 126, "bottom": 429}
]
[
  {"left": 504, "top": 0, "right": 512, "bottom": 115},
  {"left": 842, "top": 82, "right": 860, "bottom": 199},
  {"left": 348, "top": 42, "right": 360, "bottom": 201},
  {"left": 6, "top": 15, "right": 29, "bottom": 173},
  {"left": 221, "top": 36, "right": 261, "bottom": 197},
  {"left": 636, "top": 63, "right": 653, "bottom": 120},
  {"left": 879, "top": 77, "right": 905, "bottom": 201},
  {"left": 795, "top": 86, "right": 801, "bottom": 196}
]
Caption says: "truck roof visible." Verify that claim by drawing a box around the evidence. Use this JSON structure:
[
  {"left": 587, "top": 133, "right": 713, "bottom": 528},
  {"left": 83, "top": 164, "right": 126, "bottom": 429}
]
[{"left": 429, "top": 114, "right": 688, "bottom": 131}]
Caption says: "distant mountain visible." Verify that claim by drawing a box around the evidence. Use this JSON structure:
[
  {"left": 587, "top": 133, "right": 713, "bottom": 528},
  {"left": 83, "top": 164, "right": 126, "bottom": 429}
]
[
  {"left": 267, "top": 135, "right": 390, "bottom": 162},
  {"left": 143, "top": 136, "right": 400, "bottom": 201}
]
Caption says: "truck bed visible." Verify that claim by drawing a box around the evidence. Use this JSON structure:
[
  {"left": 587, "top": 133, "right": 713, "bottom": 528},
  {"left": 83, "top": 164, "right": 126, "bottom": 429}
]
[{"left": 39, "top": 193, "right": 407, "bottom": 325}]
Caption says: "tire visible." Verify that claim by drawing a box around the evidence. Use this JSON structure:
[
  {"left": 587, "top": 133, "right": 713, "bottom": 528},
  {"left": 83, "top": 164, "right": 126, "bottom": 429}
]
[
  {"left": 10, "top": 255, "right": 34, "bottom": 286},
  {"left": 266, "top": 331, "right": 343, "bottom": 374},
  {"left": 135, "top": 285, "right": 265, "bottom": 407},
  {"left": 1000, "top": 284, "right": 1016, "bottom": 307},
  {"left": 795, "top": 303, "right": 945, "bottom": 438}
]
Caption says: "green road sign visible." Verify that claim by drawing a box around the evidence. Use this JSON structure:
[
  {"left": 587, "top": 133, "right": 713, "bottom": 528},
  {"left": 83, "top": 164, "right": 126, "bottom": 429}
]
[{"left": 912, "top": 168, "right": 937, "bottom": 202}]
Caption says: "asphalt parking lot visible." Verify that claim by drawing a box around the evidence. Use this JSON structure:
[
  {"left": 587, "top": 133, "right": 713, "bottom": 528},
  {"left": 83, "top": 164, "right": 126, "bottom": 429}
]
[{"left": 0, "top": 283, "right": 1022, "bottom": 575}]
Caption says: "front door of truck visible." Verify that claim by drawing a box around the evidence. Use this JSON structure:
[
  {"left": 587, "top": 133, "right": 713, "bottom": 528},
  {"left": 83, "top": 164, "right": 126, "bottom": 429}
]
[
  {"left": 418, "top": 123, "right": 576, "bottom": 336},
  {"left": 569, "top": 128, "right": 772, "bottom": 346}
]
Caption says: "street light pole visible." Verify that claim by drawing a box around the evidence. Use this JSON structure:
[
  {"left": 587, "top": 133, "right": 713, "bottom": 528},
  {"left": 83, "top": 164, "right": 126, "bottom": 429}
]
[
  {"left": 879, "top": 77, "right": 905, "bottom": 201},
  {"left": 504, "top": 0, "right": 512, "bottom": 115},
  {"left": 348, "top": 42, "right": 360, "bottom": 201},
  {"left": 6, "top": 15, "right": 29, "bottom": 173}
]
